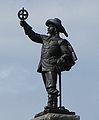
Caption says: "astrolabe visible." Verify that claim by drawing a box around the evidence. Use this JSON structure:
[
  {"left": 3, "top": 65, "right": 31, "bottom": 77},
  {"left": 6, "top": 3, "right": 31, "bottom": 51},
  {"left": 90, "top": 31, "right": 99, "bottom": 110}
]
[{"left": 18, "top": 7, "right": 29, "bottom": 21}]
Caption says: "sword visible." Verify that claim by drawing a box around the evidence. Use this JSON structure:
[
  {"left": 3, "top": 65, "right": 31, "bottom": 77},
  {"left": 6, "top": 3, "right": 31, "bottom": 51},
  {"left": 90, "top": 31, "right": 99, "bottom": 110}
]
[{"left": 59, "top": 72, "right": 62, "bottom": 108}]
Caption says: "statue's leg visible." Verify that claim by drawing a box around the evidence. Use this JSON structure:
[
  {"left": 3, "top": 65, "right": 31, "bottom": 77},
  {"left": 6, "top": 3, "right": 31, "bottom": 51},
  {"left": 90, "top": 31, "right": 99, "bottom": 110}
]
[
  {"left": 43, "top": 71, "right": 58, "bottom": 109},
  {"left": 42, "top": 72, "right": 53, "bottom": 108}
]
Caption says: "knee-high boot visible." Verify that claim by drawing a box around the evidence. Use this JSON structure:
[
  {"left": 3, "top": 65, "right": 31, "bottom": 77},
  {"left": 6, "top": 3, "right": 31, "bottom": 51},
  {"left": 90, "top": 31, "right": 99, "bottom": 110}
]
[
  {"left": 45, "top": 94, "right": 53, "bottom": 109},
  {"left": 53, "top": 93, "right": 58, "bottom": 109}
]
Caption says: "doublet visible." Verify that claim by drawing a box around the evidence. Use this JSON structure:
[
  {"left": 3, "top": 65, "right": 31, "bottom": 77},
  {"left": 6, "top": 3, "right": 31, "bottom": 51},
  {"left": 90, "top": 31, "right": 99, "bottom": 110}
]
[{"left": 38, "top": 36, "right": 70, "bottom": 73}]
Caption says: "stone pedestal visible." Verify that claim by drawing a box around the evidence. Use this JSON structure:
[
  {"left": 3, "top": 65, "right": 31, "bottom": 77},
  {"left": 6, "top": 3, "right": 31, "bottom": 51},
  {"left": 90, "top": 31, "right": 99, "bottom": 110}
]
[{"left": 32, "top": 113, "right": 80, "bottom": 120}]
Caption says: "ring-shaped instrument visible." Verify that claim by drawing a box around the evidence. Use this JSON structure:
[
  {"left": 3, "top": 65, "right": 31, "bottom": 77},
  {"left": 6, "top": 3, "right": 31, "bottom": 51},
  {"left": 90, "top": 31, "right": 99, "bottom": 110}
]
[{"left": 18, "top": 7, "right": 28, "bottom": 21}]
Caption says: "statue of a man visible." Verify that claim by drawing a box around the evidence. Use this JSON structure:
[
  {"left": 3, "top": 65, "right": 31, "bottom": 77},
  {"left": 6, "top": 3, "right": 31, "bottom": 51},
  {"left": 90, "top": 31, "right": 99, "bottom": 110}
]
[{"left": 20, "top": 18, "right": 77, "bottom": 110}]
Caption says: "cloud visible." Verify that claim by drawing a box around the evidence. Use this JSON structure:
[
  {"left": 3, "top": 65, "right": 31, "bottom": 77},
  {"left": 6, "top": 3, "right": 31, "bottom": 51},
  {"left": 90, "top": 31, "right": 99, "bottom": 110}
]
[
  {"left": 0, "top": 69, "right": 12, "bottom": 79},
  {"left": 0, "top": 64, "right": 41, "bottom": 95}
]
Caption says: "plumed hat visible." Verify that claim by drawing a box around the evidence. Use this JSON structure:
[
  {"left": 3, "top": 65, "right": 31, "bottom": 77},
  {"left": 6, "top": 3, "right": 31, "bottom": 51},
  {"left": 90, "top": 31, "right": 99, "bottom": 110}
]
[{"left": 45, "top": 18, "right": 68, "bottom": 37}]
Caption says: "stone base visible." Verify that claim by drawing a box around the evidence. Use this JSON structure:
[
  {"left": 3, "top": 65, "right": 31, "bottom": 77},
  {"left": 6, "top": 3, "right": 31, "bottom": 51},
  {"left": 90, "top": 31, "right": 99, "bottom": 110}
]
[
  {"left": 32, "top": 113, "right": 80, "bottom": 120},
  {"left": 34, "top": 107, "right": 75, "bottom": 118}
]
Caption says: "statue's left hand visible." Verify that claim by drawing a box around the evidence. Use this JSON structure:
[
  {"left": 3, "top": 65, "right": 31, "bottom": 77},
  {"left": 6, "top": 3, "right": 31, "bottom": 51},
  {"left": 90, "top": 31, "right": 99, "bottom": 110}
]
[{"left": 57, "top": 58, "right": 64, "bottom": 66}]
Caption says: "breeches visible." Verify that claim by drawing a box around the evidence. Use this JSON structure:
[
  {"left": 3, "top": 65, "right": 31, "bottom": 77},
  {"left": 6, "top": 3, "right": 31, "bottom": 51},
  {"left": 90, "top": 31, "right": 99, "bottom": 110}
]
[{"left": 42, "top": 71, "right": 58, "bottom": 94}]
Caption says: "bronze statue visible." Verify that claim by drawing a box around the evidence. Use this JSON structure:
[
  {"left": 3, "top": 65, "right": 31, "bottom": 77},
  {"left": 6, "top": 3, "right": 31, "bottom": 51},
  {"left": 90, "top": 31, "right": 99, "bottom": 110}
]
[{"left": 18, "top": 8, "right": 77, "bottom": 112}]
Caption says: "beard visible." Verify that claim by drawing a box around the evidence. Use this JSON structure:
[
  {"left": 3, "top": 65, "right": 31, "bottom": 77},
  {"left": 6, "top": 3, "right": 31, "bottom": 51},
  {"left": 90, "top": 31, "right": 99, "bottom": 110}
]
[
  {"left": 47, "top": 31, "right": 49, "bottom": 34},
  {"left": 47, "top": 29, "right": 55, "bottom": 35}
]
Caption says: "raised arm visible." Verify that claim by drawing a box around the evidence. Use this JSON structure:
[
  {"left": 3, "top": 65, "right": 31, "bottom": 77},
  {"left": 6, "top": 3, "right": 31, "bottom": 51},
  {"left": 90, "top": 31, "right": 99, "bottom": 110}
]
[{"left": 20, "top": 21, "right": 48, "bottom": 44}]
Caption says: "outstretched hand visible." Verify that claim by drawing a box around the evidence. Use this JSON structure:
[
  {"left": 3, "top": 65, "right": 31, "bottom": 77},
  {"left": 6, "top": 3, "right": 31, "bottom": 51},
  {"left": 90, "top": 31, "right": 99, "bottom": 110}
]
[{"left": 20, "top": 21, "right": 27, "bottom": 27}]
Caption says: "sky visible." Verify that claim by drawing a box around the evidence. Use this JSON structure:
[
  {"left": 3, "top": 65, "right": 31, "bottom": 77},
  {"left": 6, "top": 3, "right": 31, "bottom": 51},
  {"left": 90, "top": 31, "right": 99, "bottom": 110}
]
[{"left": 0, "top": 0, "right": 99, "bottom": 120}]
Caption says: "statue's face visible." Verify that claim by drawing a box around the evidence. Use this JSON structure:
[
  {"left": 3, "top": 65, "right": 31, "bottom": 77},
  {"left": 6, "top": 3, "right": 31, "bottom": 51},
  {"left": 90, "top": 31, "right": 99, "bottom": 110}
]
[{"left": 47, "top": 24, "right": 56, "bottom": 34}]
